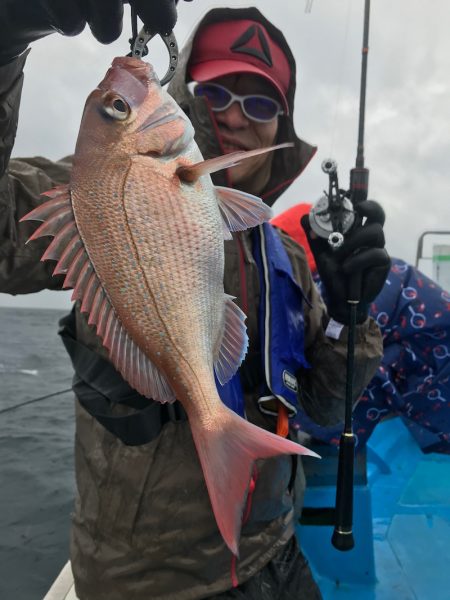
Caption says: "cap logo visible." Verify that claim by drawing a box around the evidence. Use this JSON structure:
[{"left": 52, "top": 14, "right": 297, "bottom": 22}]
[{"left": 230, "top": 25, "right": 273, "bottom": 67}]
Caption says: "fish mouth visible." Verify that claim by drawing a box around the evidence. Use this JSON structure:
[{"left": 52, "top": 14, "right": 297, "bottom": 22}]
[{"left": 111, "top": 56, "right": 157, "bottom": 85}]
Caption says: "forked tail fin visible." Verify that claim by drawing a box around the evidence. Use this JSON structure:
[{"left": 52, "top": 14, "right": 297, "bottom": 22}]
[{"left": 190, "top": 404, "right": 320, "bottom": 556}]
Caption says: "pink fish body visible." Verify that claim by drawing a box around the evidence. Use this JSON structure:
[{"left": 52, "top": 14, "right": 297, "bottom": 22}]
[{"left": 22, "top": 57, "right": 318, "bottom": 555}]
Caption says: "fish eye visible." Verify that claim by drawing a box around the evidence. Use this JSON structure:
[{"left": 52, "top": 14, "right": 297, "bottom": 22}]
[{"left": 102, "top": 94, "right": 131, "bottom": 121}]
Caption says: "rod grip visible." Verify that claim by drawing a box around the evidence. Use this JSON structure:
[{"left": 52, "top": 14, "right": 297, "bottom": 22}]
[
  {"left": 349, "top": 166, "right": 369, "bottom": 205},
  {"left": 331, "top": 432, "right": 356, "bottom": 551},
  {"left": 348, "top": 271, "right": 362, "bottom": 304}
]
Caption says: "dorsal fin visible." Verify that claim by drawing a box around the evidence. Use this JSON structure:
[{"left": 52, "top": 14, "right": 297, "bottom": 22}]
[
  {"left": 176, "top": 142, "right": 293, "bottom": 183},
  {"left": 41, "top": 223, "right": 78, "bottom": 263},
  {"left": 52, "top": 233, "right": 83, "bottom": 273},
  {"left": 214, "top": 295, "right": 248, "bottom": 385},
  {"left": 25, "top": 205, "right": 74, "bottom": 242},
  {"left": 20, "top": 193, "right": 71, "bottom": 223},
  {"left": 62, "top": 247, "right": 89, "bottom": 289},
  {"left": 21, "top": 185, "right": 176, "bottom": 404},
  {"left": 80, "top": 273, "right": 100, "bottom": 313},
  {"left": 215, "top": 186, "right": 272, "bottom": 235}
]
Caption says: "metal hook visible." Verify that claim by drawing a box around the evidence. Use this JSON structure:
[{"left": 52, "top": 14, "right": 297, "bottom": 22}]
[{"left": 130, "top": 26, "right": 178, "bottom": 86}]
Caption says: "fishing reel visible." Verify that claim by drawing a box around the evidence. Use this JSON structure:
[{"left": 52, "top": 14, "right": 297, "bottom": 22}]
[{"left": 309, "top": 159, "right": 355, "bottom": 249}]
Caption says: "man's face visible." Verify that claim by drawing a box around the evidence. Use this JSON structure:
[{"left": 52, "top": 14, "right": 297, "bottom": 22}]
[{"left": 207, "top": 74, "right": 281, "bottom": 194}]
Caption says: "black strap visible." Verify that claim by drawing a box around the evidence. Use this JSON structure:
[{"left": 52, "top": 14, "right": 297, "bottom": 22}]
[
  {"left": 58, "top": 309, "right": 187, "bottom": 446},
  {"left": 240, "top": 351, "right": 264, "bottom": 393}
]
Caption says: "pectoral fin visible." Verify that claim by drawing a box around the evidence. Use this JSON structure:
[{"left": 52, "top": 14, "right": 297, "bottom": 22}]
[
  {"left": 176, "top": 142, "right": 293, "bottom": 183},
  {"left": 215, "top": 186, "right": 272, "bottom": 233}
]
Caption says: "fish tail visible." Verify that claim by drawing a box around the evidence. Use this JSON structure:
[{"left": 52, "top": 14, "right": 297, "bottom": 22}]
[{"left": 190, "top": 405, "right": 319, "bottom": 556}]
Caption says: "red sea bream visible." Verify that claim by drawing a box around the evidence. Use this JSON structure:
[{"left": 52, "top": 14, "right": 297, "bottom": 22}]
[{"left": 21, "top": 57, "right": 319, "bottom": 555}]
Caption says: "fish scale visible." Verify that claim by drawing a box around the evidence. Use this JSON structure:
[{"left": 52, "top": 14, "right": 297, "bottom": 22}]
[
  {"left": 74, "top": 153, "right": 223, "bottom": 405},
  {"left": 21, "top": 56, "right": 319, "bottom": 556}
]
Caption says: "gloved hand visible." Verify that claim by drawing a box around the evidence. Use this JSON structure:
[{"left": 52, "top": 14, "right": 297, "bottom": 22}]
[
  {"left": 0, "top": 0, "right": 186, "bottom": 64},
  {"left": 301, "top": 200, "right": 391, "bottom": 325},
  {"left": 132, "top": 0, "right": 193, "bottom": 36}
]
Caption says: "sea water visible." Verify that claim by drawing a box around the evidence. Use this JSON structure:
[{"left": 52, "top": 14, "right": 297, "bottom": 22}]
[{"left": 0, "top": 307, "right": 75, "bottom": 600}]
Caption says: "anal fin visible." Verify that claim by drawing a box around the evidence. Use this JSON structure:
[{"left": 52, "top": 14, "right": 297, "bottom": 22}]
[{"left": 214, "top": 295, "right": 248, "bottom": 385}]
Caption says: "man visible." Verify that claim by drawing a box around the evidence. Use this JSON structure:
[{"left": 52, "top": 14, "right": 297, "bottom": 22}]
[
  {"left": 0, "top": 3, "right": 390, "bottom": 599},
  {"left": 273, "top": 203, "right": 450, "bottom": 453}
]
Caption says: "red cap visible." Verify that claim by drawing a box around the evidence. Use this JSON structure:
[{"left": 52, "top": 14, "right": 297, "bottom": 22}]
[{"left": 188, "top": 19, "right": 291, "bottom": 114}]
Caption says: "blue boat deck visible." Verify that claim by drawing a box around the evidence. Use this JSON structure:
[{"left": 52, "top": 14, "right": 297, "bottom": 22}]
[{"left": 296, "top": 417, "right": 450, "bottom": 599}]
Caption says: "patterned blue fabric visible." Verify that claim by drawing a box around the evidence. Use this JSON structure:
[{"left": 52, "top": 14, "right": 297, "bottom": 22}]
[{"left": 293, "top": 258, "right": 450, "bottom": 454}]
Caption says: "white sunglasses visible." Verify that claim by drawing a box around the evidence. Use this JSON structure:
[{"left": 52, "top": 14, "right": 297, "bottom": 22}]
[{"left": 192, "top": 82, "right": 284, "bottom": 123}]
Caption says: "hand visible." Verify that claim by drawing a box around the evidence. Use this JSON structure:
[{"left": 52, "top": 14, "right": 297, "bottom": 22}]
[
  {"left": 301, "top": 200, "right": 391, "bottom": 325},
  {"left": 0, "top": 0, "right": 187, "bottom": 64},
  {"left": 130, "top": 1, "right": 183, "bottom": 36}
]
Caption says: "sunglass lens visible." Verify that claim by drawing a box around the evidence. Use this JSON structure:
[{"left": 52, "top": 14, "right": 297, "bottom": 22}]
[
  {"left": 244, "top": 96, "right": 279, "bottom": 121},
  {"left": 194, "top": 84, "right": 231, "bottom": 110}
]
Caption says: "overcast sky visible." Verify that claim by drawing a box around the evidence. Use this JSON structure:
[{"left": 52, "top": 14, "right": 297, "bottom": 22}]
[{"left": 1, "top": 0, "right": 449, "bottom": 309}]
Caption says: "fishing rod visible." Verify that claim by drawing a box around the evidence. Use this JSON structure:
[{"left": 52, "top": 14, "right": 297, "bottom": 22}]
[
  {"left": 0, "top": 388, "right": 73, "bottom": 415},
  {"left": 309, "top": 0, "right": 371, "bottom": 551}
]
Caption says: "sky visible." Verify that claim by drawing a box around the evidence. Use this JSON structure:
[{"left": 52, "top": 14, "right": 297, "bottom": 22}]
[{"left": 1, "top": 0, "right": 449, "bottom": 309}]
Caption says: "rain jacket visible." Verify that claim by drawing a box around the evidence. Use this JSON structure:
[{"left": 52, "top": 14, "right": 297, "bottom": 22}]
[{"left": 0, "top": 8, "right": 382, "bottom": 600}]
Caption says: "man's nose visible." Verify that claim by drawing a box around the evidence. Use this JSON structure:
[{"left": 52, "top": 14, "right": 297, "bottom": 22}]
[{"left": 216, "top": 101, "right": 249, "bottom": 128}]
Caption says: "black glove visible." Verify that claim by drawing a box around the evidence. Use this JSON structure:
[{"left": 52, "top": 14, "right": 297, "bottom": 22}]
[
  {"left": 0, "top": 0, "right": 186, "bottom": 64},
  {"left": 131, "top": 0, "right": 182, "bottom": 36},
  {"left": 301, "top": 200, "right": 391, "bottom": 325}
]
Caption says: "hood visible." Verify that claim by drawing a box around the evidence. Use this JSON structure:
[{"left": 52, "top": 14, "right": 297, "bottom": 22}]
[{"left": 168, "top": 7, "right": 317, "bottom": 206}]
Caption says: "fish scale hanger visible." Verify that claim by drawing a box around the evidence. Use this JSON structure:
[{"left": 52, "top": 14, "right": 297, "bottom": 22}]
[{"left": 127, "top": 5, "right": 179, "bottom": 86}]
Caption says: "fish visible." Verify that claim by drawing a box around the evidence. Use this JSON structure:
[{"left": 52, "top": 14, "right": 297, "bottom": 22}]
[{"left": 21, "top": 57, "right": 319, "bottom": 556}]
